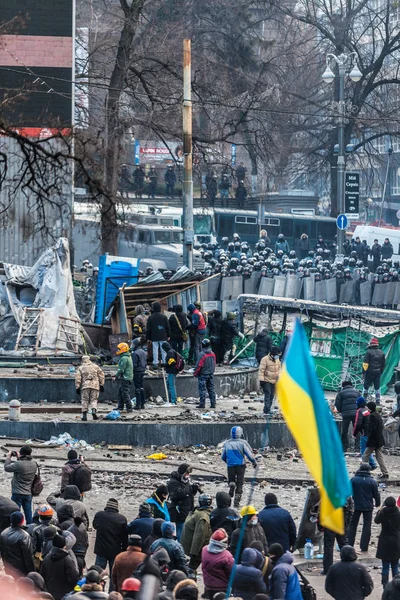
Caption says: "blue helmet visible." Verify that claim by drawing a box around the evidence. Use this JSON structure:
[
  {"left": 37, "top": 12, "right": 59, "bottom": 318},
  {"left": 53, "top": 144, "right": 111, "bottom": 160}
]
[{"left": 231, "top": 426, "right": 243, "bottom": 439}]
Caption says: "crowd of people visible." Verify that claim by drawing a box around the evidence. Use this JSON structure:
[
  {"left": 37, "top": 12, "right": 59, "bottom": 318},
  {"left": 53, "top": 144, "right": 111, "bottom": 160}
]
[
  {"left": 2, "top": 426, "right": 400, "bottom": 600},
  {"left": 203, "top": 164, "right": 249, "bottom": 208}
]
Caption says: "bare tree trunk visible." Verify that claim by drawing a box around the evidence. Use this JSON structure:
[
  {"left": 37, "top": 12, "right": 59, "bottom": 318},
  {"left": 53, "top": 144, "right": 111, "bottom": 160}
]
[{"left": 101, "top": 0, "right": 146, "bottom": 255}]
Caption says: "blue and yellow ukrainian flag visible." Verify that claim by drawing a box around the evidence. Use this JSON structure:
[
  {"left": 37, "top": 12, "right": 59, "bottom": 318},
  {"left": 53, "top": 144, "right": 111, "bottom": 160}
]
[{"left": 276, "top": 320, "right": 351, "bottom": 534}]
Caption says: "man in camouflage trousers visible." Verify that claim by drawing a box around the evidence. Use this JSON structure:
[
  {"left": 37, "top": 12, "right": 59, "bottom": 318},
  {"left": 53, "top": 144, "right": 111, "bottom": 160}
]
[{"left": 75, "top": 355, "right": 105, "bottom": 421}]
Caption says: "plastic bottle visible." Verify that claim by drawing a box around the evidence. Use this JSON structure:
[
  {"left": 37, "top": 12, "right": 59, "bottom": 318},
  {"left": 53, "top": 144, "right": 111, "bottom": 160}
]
[{"left": 304, "top": 538, "right": 314, "bottom": 560}]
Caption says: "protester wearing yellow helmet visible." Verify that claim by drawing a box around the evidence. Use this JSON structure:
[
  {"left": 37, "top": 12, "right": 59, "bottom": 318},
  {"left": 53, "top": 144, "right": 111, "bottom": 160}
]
[
  {"left": 230, "top": 505, "right": 268, "bottom": 560},
  {"left": 115, "top": 343, "right": 134, "bottom": 412}
]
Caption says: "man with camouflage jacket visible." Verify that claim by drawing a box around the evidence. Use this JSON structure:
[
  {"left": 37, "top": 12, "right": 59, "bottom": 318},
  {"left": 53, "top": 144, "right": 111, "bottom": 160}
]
[{"left": 75, "top": 355, "right": 105, "bottom": 421}]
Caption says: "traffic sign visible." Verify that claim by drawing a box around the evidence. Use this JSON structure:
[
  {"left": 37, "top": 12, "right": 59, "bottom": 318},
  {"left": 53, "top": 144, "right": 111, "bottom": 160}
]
[
  {"left": 336, "top": 214, "right": 348, "bottom": 230},
  {"left": 345, "top": 172, "right": 360, "bottom": 217}
]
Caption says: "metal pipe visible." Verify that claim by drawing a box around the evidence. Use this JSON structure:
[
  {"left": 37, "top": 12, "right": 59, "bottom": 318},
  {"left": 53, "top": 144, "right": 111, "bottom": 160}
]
[
  {"left": 337, "top": 65, "right": 346, "bottom": 255},
  {"left": 183, "top": 39, "right": 193, "bottom": 269}
]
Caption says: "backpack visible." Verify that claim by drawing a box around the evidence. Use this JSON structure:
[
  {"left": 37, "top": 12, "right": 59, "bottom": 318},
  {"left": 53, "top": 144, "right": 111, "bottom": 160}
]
[
  {"left": 175, "top": 353, "right": 185, "bottom": 373},
  {"left": 72, "top": 464, "right": 92, "bottom": 492}
]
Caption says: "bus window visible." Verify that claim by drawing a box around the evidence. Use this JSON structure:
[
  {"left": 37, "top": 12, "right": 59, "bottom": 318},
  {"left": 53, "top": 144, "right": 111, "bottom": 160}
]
[
  {"left": 294, "top": 221, "right": 307, "bottom": 240},
  {"left": 266, "top": 218, "right": 280, "bottom": 227},
  {"left": 194, "top": 215, "right": 212, "bottom": 234},
  {"left": 281, "top": 219, "right": 293, "bottom": 237}
]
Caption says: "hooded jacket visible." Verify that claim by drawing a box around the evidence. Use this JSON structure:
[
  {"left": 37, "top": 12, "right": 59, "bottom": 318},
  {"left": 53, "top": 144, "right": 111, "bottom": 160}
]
[
  {"left": 375, "top": 504, "right": 400, "bottom": 561},
  {"left": 383, "top": 574, "right": 400, "bottom": 600},
  {"left": 201, "top": 538, "right": 234, "bottom": 591},
  {"left": 168, "top": 471, "right": 199, "bottom": 523},
  {"left": 222, "top": 427, "right": 256, "bottom": 468},
  {"left": 232, "top": 548, "right": 267, "bottom": 600},
  {"left": 131, "top": 346, "right": 147, "bottom": 374},
  {"left": 4, "top": 455, "right": 37, "bottom": 495},
  {"left": 188, "top": 306, "right": 206, "bottom": 332},
  {"left": 61, "top": 458, "right": 87, "bottom": 493},
  {"left": 194, "top": 349, "right": 216, "bottom": 377},
  {"left": 68, "top": 519, "right": 89, "bottom": 557},
  {"left": 169, "top": 312, "right": 188, "bottom": 341},
  {"left": 146, "top": 493, "right": 171, "bottom": 521},
  {"left": 269, "top": 551, "right": 302, "bottom": 600},
  {"left": 143, "top": 518, "right": 164, "bottom": 554},
  {"left": 258, "top": 504, "right": 297, "bottom": 552},
  {"left": 112, "top": 545, "right": 147, "bottom": 592},
  {"left": 93, "top": 507, "right": 128, "bottom": 559},
  {"left": 221, "top": 318, "right": 239, "bottom": 344},
  {"left": 259, "top": 354, "right": 281, "bottom": 384},
  {"left": 127, "top": 513, "right": 155, "bottom": 542},
  {"left": 210, "top": 492, "right": 240, "bottom": 541},
  {"left": 363, "top": 345, "right": 385, "bottom": 375},
  {"left": 0, "top": 496, "right": 19, "bottom": 533},
  {"left": 230, "top": 520, "right": 268, "bottom": 559},
  {"left": 335, "top": 384, "right": 358, "bottom": 417},
  {"left": 115, "top": 351, "right": 133, "bottom": 381},
  {"left": 353, "top": 406, "right": 371, "bottom": 436},
  {"left": 351, "top": 469, "right": 380, "bottom": 512},
  {"left": 208, "top": 314, "right": 223, "bottom": 342},
  {"left": 150, "top": 536, "right": 189, "bottom": 574},
  {"left": 254, "top": 330, "right": 273, "bottom": 363},
  {"left": 146, "top": 305, "right": 171, "bottom": 342},
  {"left": 181, "top": 506, "right": 212, "bottom": 559},
  {"left": 40, "top": 546, "right": 80, "bottom": 600},
  {"left": 381, "top": 240, "right": 394, "bottom": 259},
  {"left": 56, "top": 486, "right": 89, "bottom": 528},
  {"left": 157, "top": 570, "right": 187, "bottom": 600},
  {"left": 0, "top": 524, "right": 35, "bottom": 576},
  {"left": 324, "top": 545, "right": 374, "bottom": 600}
]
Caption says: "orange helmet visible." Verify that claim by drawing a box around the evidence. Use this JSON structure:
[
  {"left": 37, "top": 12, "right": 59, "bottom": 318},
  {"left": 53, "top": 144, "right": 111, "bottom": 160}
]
[
  {"left": 116, "top": 342, "right": 129, "bottom": 355},
  {"left": 121, "top": 578, "right": 141, "bottom": 592},
  {"left": 37, "top": 504, "right": 53, "bottom": 517}
]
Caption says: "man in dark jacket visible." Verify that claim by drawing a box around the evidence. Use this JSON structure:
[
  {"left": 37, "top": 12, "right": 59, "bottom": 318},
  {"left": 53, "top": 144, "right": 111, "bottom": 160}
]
[
  {"left": 181, "top": 494, "right": 213, "bottom": 570},
  {"left": 0, "top": 511, "right": 35, "bottom": 577},
  {"left": 4, "top": 445, "right": 37, "bottom": 524},
  {"left": 143, "top": 518, "right": 164, "bottom": 554},
  {"left": 156, "top": 569, "right": 187, "bottom": 600},
  {"left": 230, "top": 506, "right": 268, "bottom": 560},
  {"left": 146, "top": 301, "right": 171, "bottom": 367},
  {"left": 210, "top": 492, "right": 240, "bottom": 542},
  {"left": 40, "top": 533, "right": 79, "bottom": 600},
  {"left": 268, "top": 543, "right": 302, "bottom": 600},
  {"left": 232, "top": 547, "right": 267, "bottom": 600},
  {"left": 347, "top": 463, "right": 380, "bottom": 551},
  {"left": 93, "top": 498, "right": 128, "bottom": 591},
  {"left": 382, "top": 573, "right": 400, "bottom": 600},
  {"left": 353, "top": 397, "right": 377, "bottom": 470},
  {"left": 128, "top": 502, "right": 154, "bottom": 542},
  {"left": 162, "top": 341, "right": 180, "bottom": 405},
  {"left": 150, "top": 521, "right": 189, "bottom": 574},
  {"left": 253, "top": 328, "right": 273, "bottom": 364},
  {"left": 0, "top": 496, "right": 19, "bottom": 534},
  {"left": 194, "top": 338, "right": 216, "bottom": 409},
  {"left": 208, "top": 310, "right": 223, "bottom": 364},
  {"left": 258, "top": 493, "right": 296, "bottom": 552},
  {"left": 169, "top": 305, "right": 188, "bottom": 354},
  {"left": 168, "top": 463, "right": 200, "bottom": 541},
  {"left": 322, "top": 496, "right": 354, "bottom": 575},
  {"left": 362, "top": 401, "right": 388, "bottom": 478},
  {"left": 335, "top": 381, "right": 359, "bottom": 451},
  {"left": 362, "top": 338, "right": 385, "bottom": 404},
  {"left": 370, "top": 239, "right": 382, "bottom": 271},
  {"left": 221, "top": 312, "right": 244, "bottom": 365},
  {"left": 374, "top": 496, "right": 400, "bottom": 586},
  {"left": 61, "top": 449, "right": 87, "bottom": 493},
  {"left": 131, "top": 337, "right": 147, "bottom": 410},
  {"left": 325, "top": 545, "right": 374, "bottom": 600},
  {"left": 382, "top": 237, "right": 394, "bottom": 259}
]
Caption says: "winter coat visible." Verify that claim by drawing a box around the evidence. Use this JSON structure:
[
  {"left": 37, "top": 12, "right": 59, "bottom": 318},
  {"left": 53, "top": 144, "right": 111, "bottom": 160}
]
[
  {"left": 4, "top": 455, "right": 37, "bottom": 495},
  {"left": 363, "top": 345, "right": 385, "bottom": 375},
  {"left": 366, "top": 411, "right": 385, "bottom": 448},
  {"left": 370, "top": 243, "right": 381, "bottom": 259},
  {"left": 93, "top": 508, "right": 128, "bottom": 559},
  {"left": 254, "top": 330, "right": 273, "bottom": 363},
  {"left": 275, "top": 240, "right": 290, "bottom": 254},
  {"left": 210, "top": 493, "right": 240, "bottom": 541},
  {"left": 68, "top": 521, "right": 89, "bottom": 558},
  {"left": 181, "top": 506, "right": 212, "bottom": 559},
  {"left": 112, "top": 545, "right": 147, "bottom": 592},
  {"left": 335, "top": 384, "right": 358, "bottom": 417},
  {"left": 40, "top": 546, "right": 79, "bottom": 600},
  {"left": 146, "top": 312, "right": 171, "bottom": 342},
  {"left": 221, "top": 319, "right": 239, "bottom": 345},
  {"left": 324, "top": 545, "right": 373, "bottom": 600},
  {"left": 258, "top": 504, "right": 297, "bottom": 551},
  {"left": 189, "top": 308, "right": 206, "bottom": 332},
  {"left": 56, "top": 485, "right": 89, "bottom": 527},
  {"left": 75, "top": 361, "right": 104, "bottom": 391},
  {"left": 375, "top": 505, "right": 400, "bottom": 561},
  {"left": 165, "top": 347, "right": 180, "bottom": 375},
  {"left": 169, "top": 313, "right": 188, "bottom": 341},
  {"left": 296, "top": 237, "right": 310, "bottom": 257},
  {"left": 383, "top": 575, "right": 400, "bottom": 600},
  {"left": 269, "top": 551, "right": 302, "bottom": 600},
  {"left": 115, "top": 351, "right": 133, "bottom": 381},
  {"left": 353, "top": 407, "right": 371, "bottom": 437},
  {"left": 222, "top": 435, "right": 256, "bottom": 468},
  {"left": 259, "top": 354, "right": 281, "bottom": 384},
  {"left": 208, "top": 316, "right": 223, "bottom": 342},
  {"left": 201, "top": 540, "right": 234, "bottom": 591},
  {"left": 168, "top": 471, "right": 199, "bottom": 523},
  {"left": 194, "top": 350, "right": 216, "bottom": 377},
  {"left": 230, "top": 521, "right": 268, "bottom": 559},
  {"left": 352, "top": 241, "right": 365, "bottom": 259},
  {"left": 351, "top": 470, "right": 380, "bottom": 512},
  {"left": 70, "top": 583, "right": 109, "bottom": 599},
  {"left": 61, "top": 459, "right": 86, "bottom": 492},
  {"left": 131, "top": 347, "right": 147, "bottom": 374},
  {"left": 232, "top": 548, "right": 267, "bottom": 600},
  {"left": 127, "top": 516, "right": 154, "bottom": 542},
  {"left": 381, "top": 241, "right": 394, "bottom": 259},
  {"left": 0, "top": 525, "right": 35, "bottom": 576},
  {"left": 0, "top": 496, "right": 19, "bottom": 533},
  {"left": 143, "top": 519, "right": 163, "bottom": 555},
  {"left": 146, "top": 493, "right": 171, "bottom": 521},
  {"left": 150, "top": 536, "right": 189, "bottom": 574}
]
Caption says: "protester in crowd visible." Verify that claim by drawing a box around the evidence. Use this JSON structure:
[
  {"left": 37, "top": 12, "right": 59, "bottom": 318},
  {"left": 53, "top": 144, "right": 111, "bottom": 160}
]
[
  {"left": 353, "top": 397, "right": 378, "bottom": 469},
  {"left": 156, "top": 570, "right": 187, "bottom": 600},
  {"left": 194, "top": 338, "right": 216, "bottom": 410},
  {"left": 131, "top": 337, "right": 147, "bottom": 410},
  {"left": 181, "top": 494, "right": 213, "bottom": 571},
  {"left": 146, "top": 301, "right": 171, "bottom": 367},
  {"left": 150, "top": 521, "right": 189, "bottom": 574},
  {"left": 362, "top": 337, "right": 385, "bottom": 404},
  {"left": 143, "top": 519, "right": 164, "bottom": 555},
  {"left": 61, "top": 450, "right": 89, "bottom": 493},
  {"left": 347, "top": 463, "right": 380, "bottom": 551},
  {"left": 169, "top": 305, "right": 188, "bottom": 354},
  {"left": 230, "top": 506, "right": 268, "bottom": 559},
  {"left": 162, "top": 341, "right": 181, "bottom": 405},
  {"left": 362, "top": 401, "right": 389, "bottom": 478},
  {"left": 68, "top": 515, "right": 89, "bottom": 576},
  {"left": 221, "top": 426, "right": 257, "bottom": 508},
  {"left": 335, "top": 380, "right": 359, "bottom": 451},
  {"left": 111, "top": 534, "right": 147, "bottom": 592},
  {"left": 0, "top": 496, "right": 19, "bottom": 534},
  {"left": 374, "top": 496, "right": 400, "bottom": 587},
  {"left": 232, "top": 547, "right": 267, "bottom": 600},
  {"left": 253, "top": 328, "right": 273, "bottom": 364},
  {"left": 115, "top": 343, "right": 134, "bottom": 412},
  {"left": 0, "top": 510, "right": 35, "bottom": 577},
  {"left": 258, "top": 346, "right": 281, "bottom": 415},
  {"left": 32, "top": 503, "right": 57, "bottom": 560},
  {"left": 210, "top": 491, "right": 240, "bottom": 542},
  {"left": 168, "top": 463, "right": 200, "bottom": 541},
  {"left": 258, "top": 493, "right": 296, "bottom": 552},
  {"left": 128, "top": 502, "right": 154, "bottom": 542},
  {"left": 4, "top": 445, "right": 37, "bottom": 524},
  {"left": 40, "top": 533, "right": 80, "bottom": 600},
  {"left": 51, "top": 485, "right": 89, "bottom": 527},
  {"left": 75, "top": 355, "right": 105, "bottom": 421},
  {"left": 382, "top": 573, "right": 400, "bottom": 600},
  {"left": 325, "top": 545, "right": 374, "bottom": 600},
  {"left": 93, "top": 499, "right": 128, "bottom": 591},
  {"left": 221, "top": 312, "right": 244, "bottom": 365},
  {"left": 235, "top": 181, "right": 248, "bottom": 209},
  {"left": 322, "top": 496, "right": 354, "bottom": 575},
  {"left": 268, "top": 543, "right": 302, "bottom": 600},
  {"left": 187, "top": 303, "right": 207, "bottom": 363},
  {"left": 58, "top": 503, "right": 75, "bottom": 531},
  {"left": 146, "top": 485, "right": 170, "bottom": 521},
  {"left": 201, "top": 528, "right": 234, "bottom": 599},
  {"left": 250, "top": 540, "right": 274, "bottom": 592},
  {"left": 208, "top": 310, "right": 224, "bottom": 364}
]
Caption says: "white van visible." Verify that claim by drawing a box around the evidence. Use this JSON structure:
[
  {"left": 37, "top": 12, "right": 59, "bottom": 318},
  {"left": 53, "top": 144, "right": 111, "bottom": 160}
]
[{"left": 352, "top": 225, "right": 400, "bottom": 260}]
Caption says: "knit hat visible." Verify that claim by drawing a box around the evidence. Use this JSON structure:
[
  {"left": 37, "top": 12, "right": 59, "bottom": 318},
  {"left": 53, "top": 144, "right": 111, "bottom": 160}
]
[
  {"left": 174, "top": 579, "right": 199, "bottom": 600},
  {"left": 367, "top": 401, "right": 376, "bottom": 412},
  {"left": 128, "top": 534, "right": 142, "bottom": 546},
  {"left": 105, "top": 498, "right": 119, "bottom": 511},
  {"left": 68, "top": 449, "right": 78, "bottom": 460},
  {"left": 359, "top": 462, "right": 371, "bottom": 472},
  {"left": 269, "top": 543, "right": 284, "bottom": 559},
  {"left": 178, "top": 463, "right": 192, "bottom": 475},
  {"left": 356, "top": 396, "right": 366, "bottom": 407},
  {"left": 43, "top": 525, "right": 57, "bottom": 540},
  {"left": 161, "top": 521, "right": 175, "bottom": 537},
  {"left": 370, "top": 337, "right": 379, "bottom": 346},
  {"left": 52, "top": 534, "right": 65, "bottom": 549},
  {"left": 166, "top": 570, "right": 187, "bottom": 591},
  {"left": 156, "top": 484, "right": 169, "bottom": 497},
  {"left": 10, "top": 511, "right": 24, "bottom": 526},
  {"left": 384, "top": 496, "right": 397, "bottom": 507},
  {"left": 139, "top": 502, "right": 152, "bottom": 516},
  {"left": 212, "top": 529, "right": 228, "bottom": 543}
]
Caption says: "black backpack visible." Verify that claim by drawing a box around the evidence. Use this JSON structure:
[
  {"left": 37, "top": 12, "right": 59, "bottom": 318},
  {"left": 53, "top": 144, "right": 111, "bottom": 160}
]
[
  {"left": 72, "top": 464, "right": 92, "bottom": 492},
  {"left": 174, "top": 352, "right": 185, "bottom": 373}
]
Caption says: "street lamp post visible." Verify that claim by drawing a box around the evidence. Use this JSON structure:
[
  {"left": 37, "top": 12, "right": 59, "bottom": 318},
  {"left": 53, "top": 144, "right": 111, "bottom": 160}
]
[{"left": 322, "top": 53, "right": 362, "bottom": 255}]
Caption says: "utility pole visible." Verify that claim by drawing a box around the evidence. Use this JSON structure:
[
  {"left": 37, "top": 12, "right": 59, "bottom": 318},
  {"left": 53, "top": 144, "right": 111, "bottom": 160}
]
[
  {"left": 182, "top": 39, "right": 193, "bottom": 269},
  {"left": 336, "top": 64, "right": 346, "bottom": 256}
]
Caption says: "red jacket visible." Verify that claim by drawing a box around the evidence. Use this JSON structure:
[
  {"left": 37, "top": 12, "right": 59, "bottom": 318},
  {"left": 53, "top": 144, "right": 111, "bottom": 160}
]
[
  {"left": 201, "top": 542, "right": 234, "bottom": 591},
  {"left": 194, "top": 350, "right": 216, "bottom": 377}
]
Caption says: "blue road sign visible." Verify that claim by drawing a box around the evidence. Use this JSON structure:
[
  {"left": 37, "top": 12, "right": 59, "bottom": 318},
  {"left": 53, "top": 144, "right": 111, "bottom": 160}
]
[
  {"left": 134, "top": 140, "right": 140, "bottom": 165},
  {"left": 336, "top": 214, "right": 348, "bottom": 230}
]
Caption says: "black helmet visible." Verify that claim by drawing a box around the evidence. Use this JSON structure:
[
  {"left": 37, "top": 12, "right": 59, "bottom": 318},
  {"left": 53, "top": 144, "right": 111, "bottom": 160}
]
[
  {"left": 308, "top": 250, "right": 315, "bottom": 257},
  {"left": 198, "top": 493, "right": 212, "bottom": 507},
  {"left": 201, "top": 338, "right": 211, "bottom": 348},
  {"left": 350, "top": 251, "right": 357, "bottom": 259}
]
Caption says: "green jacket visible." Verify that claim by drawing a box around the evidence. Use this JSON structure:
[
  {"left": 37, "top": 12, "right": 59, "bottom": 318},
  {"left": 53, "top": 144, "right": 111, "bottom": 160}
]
[
  {"left": 181, "top": 506, "right": 212, "bottom": 559},
  {"left": 115, "top": 352, "right": 133, "bottom": 381}
]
